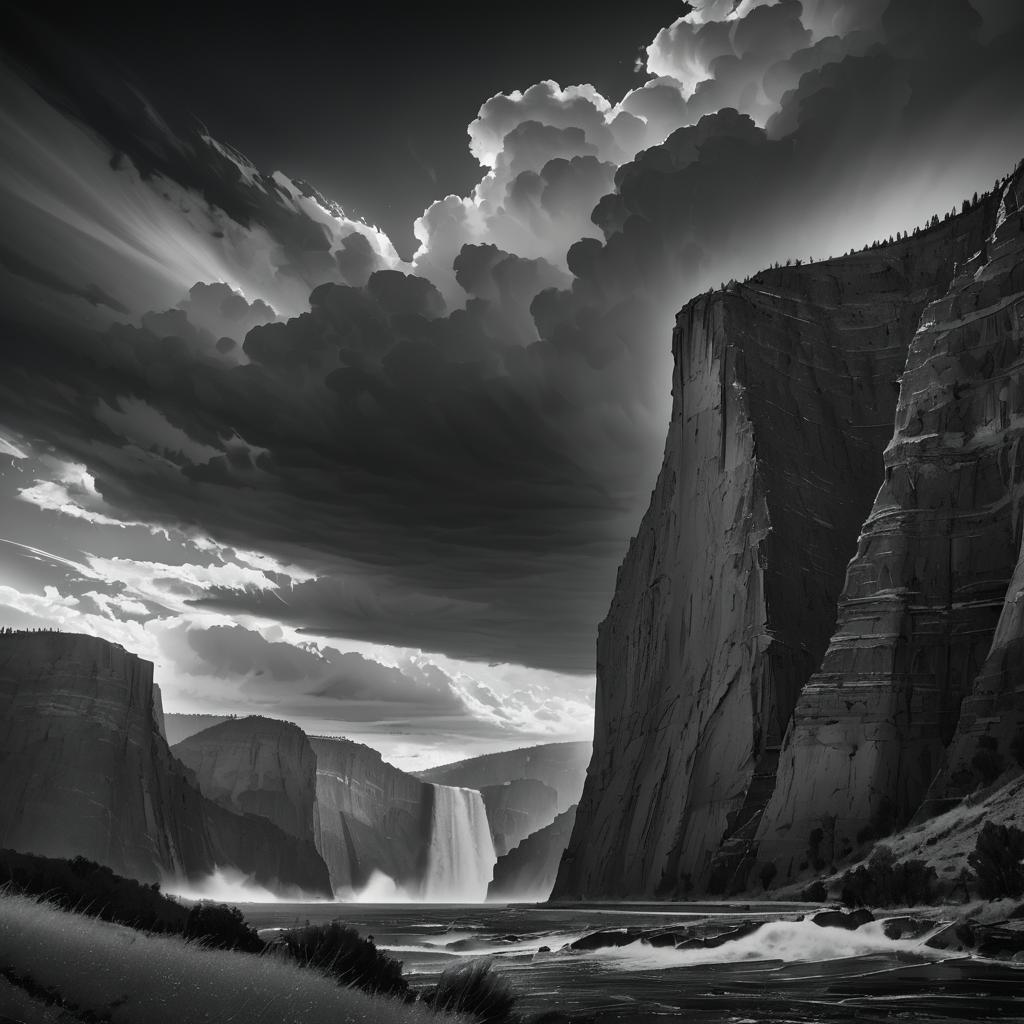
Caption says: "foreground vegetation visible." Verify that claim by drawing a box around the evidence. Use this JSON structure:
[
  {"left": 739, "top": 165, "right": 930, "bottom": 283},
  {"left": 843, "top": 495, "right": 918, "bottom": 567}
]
[
  {"left": 0, "top": 850, "right": 525, "bottom": 1022},
  {"left": 0, "top": 892, "right": 452, "bottom": 1024},
  {"left": 835, "top": 821, "right": 1024, "bottom": 909}
]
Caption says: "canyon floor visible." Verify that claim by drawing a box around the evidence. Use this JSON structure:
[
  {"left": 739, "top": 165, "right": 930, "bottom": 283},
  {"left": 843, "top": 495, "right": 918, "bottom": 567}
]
[{"left": 245, "top": 900, "right": 1024, "bottom": 1023}]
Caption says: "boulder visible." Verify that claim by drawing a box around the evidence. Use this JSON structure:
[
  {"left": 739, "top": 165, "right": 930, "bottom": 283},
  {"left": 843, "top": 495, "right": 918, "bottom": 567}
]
[{"left": 811, "top": 909, "right": 874, "bottom": 931}]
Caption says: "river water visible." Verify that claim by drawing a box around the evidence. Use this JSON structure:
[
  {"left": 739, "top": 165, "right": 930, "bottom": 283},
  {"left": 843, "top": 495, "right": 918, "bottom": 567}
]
[{"left": 242, "top": 901, "right": 1024, "bottom": 1022}]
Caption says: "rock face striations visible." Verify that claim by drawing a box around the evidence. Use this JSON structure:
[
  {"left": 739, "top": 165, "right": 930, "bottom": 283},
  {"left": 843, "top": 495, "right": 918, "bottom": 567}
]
[
  {"left": 310, "top": 735, "right": 433, "bottom": 893},
  {"left": 173, "top": 717, "right": 318, "bottom": 843},
  {"left": 553, "top": 193, "right": 1003, "bottom": 900},
  {"left": 0, "top": 632, "right": 331, "bottom": 894},
  {"left": 0, "top": 632, "right": 197, "bottom": 880},
  {"left": 756, "top": 170, "right": 1024, "bottom": 880}
]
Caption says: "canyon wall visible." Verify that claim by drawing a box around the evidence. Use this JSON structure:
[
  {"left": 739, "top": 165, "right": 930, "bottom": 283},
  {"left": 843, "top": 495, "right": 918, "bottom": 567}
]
[
  {"left": 756, "top": 170, "right": 1024, "bottom": 880},
  {"left": 417, "top": 741, "right": 591, "bottom": 815},
  {"left": 0, "top": 632, "right": 331, "bottom": 894},
  {"left": 481, "top": 779, "right": 558, "bottom": 857},
  {"left": 173, "top": 717, "right": 318, "bottom": 842},
  {"left": 489, "top": 805, "right": 577, "bottom": 902},
  {"left": 310, "top": 735, "right": 432, "bottom": 892},
  {"left": 553, "top": 195, "right": 1001, "bottom": 899}
]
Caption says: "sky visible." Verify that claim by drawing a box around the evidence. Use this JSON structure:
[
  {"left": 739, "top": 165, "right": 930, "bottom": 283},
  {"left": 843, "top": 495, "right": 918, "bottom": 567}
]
[{"left": 0, "top": 0, "right": 1022, "bottom": 769}]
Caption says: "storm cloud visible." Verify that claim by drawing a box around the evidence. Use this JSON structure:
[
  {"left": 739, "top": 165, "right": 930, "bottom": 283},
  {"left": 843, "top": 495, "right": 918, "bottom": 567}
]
[{"left": 1, "top": 0, "right": 1022, "bottom": 685}]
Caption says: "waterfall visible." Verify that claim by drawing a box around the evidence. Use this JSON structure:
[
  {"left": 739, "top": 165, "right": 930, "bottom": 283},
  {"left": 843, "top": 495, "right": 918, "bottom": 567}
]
[{"left": 422, "top": 784, "right": 496, "bottom": 902}]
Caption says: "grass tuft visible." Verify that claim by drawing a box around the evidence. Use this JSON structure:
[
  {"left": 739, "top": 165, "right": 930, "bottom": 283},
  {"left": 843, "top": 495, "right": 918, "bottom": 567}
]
[
  {"left": 422, "top": 958, "right": 518, "bottom": 1023},
  {"left": 275, "top": 920, "right": 409, "bottom": 999}
]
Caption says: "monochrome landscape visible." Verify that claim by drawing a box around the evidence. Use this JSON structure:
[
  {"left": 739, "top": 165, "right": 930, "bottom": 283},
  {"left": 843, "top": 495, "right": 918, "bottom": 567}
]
[{"left": 2, "top": 1, "right": 1024, "bottom": 1021}]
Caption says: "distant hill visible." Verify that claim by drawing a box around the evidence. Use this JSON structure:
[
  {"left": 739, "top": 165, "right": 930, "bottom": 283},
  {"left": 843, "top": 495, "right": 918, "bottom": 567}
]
[
  {"left": 416, "top": 741, "right": 591, "bottom": 814},
  {"left": 164, "top": 713, "right": 234, "bottom": 746}
]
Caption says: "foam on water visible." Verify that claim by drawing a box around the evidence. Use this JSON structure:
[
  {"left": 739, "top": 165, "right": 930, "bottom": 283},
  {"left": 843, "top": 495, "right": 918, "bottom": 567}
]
[
  {"left": 334, "top": 870, "right": 422, "bottom": 903},
  {"left": 162, "top": 867, "right": 323, "bottom": 903},
  {"left": 590, "top": 919, "right": 947, "bottom": 970}
]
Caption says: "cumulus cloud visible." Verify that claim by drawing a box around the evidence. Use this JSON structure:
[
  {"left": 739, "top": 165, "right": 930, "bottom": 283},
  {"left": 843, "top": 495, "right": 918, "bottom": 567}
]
[{"left": 0, "top": 0, "right": 1022, "bottom": 687}]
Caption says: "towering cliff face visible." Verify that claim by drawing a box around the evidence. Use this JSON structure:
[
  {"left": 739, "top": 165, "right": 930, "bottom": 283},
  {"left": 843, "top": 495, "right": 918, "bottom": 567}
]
[
  {"left": 0, "top": 632, "right": 331, "bottom": 895},
  {"left": 0, "top": 632, "right": 197, "bottom": 880},
  {"left": 480, "top": 779, "right": 558, "bottom": 857},
  {"left": 173, "top": 717, "right": 318, "bottom": 842},
  {"left": 417, "top": 741, "right": 590, "bottom": 815},
  {"left": 756, "top": 171, "right": 1024, "bottom": 880},
  {"left": 553, "top": 198, "right": 1000, "bottom": 900},
  {"left": 489, "top": 806, "right": 577, "bottom": 902},
  {"left": 310, "top": 735, "right": 432, "bottom": 893}
]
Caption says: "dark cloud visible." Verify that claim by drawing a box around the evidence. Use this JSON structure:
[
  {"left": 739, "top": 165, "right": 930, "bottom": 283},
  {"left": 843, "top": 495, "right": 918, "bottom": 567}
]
[
  {"left": 173, "top": 624, "right": 469, "bottom": 720},
  {"left": 0, "top": 0, "right": 1021, "bottom": 679}
]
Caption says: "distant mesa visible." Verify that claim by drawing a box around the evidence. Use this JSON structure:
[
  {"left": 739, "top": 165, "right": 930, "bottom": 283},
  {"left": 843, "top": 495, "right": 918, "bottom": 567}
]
[
  {"left": 163, "top": 713, "right": 234, "bottom": 747},
  {"left": 0, "top": 633, "right": 503, "bottom": 901},
  {"left": 0, "top": 631, "right": 332, "bottom": 896},
  {"left": 173, "top": 716, "right": 319, "bottom": 843}
]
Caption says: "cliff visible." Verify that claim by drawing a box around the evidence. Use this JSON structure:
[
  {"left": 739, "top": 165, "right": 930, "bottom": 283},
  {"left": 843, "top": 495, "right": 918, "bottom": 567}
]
[
  {"left": 416, "top": 741, "right": 590, "bottom": 815},
  {"left": 480, "top": 779, "right": 558, "bottom": 857},
  {"left": 755, "top": 168, "right": 1024, "bottom": 881},
  {"left": 310, "top": 735, "right": 433, "bottom": 892},
  {"left": 172, "top": 717, "right": 318, "bottom": 842},
  {"left": 553, "top": 195, "right": 1001, "bottom": 900},
  {"left": 0, "top": 632, "right": 331, "bottom": 895},
  {"left": 489, "top": 805, "right": 577, "bottom": 902}
]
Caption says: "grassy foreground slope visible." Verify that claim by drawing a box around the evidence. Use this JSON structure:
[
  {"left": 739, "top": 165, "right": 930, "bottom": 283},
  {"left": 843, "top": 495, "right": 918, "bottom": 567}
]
[{"left": 0, "top": 893, "right": 461, "bottom": 1024}]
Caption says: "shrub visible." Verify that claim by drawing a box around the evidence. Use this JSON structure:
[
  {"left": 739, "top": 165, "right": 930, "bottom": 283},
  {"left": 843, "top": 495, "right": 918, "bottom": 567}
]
[
  {"left": 184, "top": 901, "right": 265, "bottom": 952},
  {"left": 421, "top": 959, "right": 517, "bottom": 1024},
  {"left": 0, "top": 849, "right": 187, "bottom": 933},
  {"left": 276, "top": 921, "right": 409, "bottom": 999},
  {"left": 971, "top": 736, "right": 1005, "bottom": 786},
  {"left": 840, "top": 847, "right": 936, "bottom": 908},
  {"left": 801, "top": 880, "right": 828, "bottom": 903},
  {"left": 968, "top": 822, "right": 1024, "bottom": 900},
  {"left": 0, "top": 849, "right": 266, "bottom": 954}
]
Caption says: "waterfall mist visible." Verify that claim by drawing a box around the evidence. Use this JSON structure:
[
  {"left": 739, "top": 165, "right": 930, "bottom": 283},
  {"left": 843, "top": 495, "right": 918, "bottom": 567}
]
[{"left": 422, "top": 784, "right": 496, "bottom": 903}]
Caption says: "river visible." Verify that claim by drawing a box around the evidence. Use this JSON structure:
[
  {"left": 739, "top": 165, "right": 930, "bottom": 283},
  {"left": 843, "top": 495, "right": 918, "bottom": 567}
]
[{"left": 240, "top": 900, "right": 1024, "bottom": 1022}]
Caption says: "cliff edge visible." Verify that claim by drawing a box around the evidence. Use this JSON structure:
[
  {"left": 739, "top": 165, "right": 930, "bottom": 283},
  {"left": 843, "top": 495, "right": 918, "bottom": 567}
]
[
  {"left": 553, "top": 193, "right": 1001, "bottom": 899},
  {"left": 310, "top": 735, "right": 432, "bottom": 892},
  {"left": 0, "top": 632, "right": 331, "bottom": 894}
]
